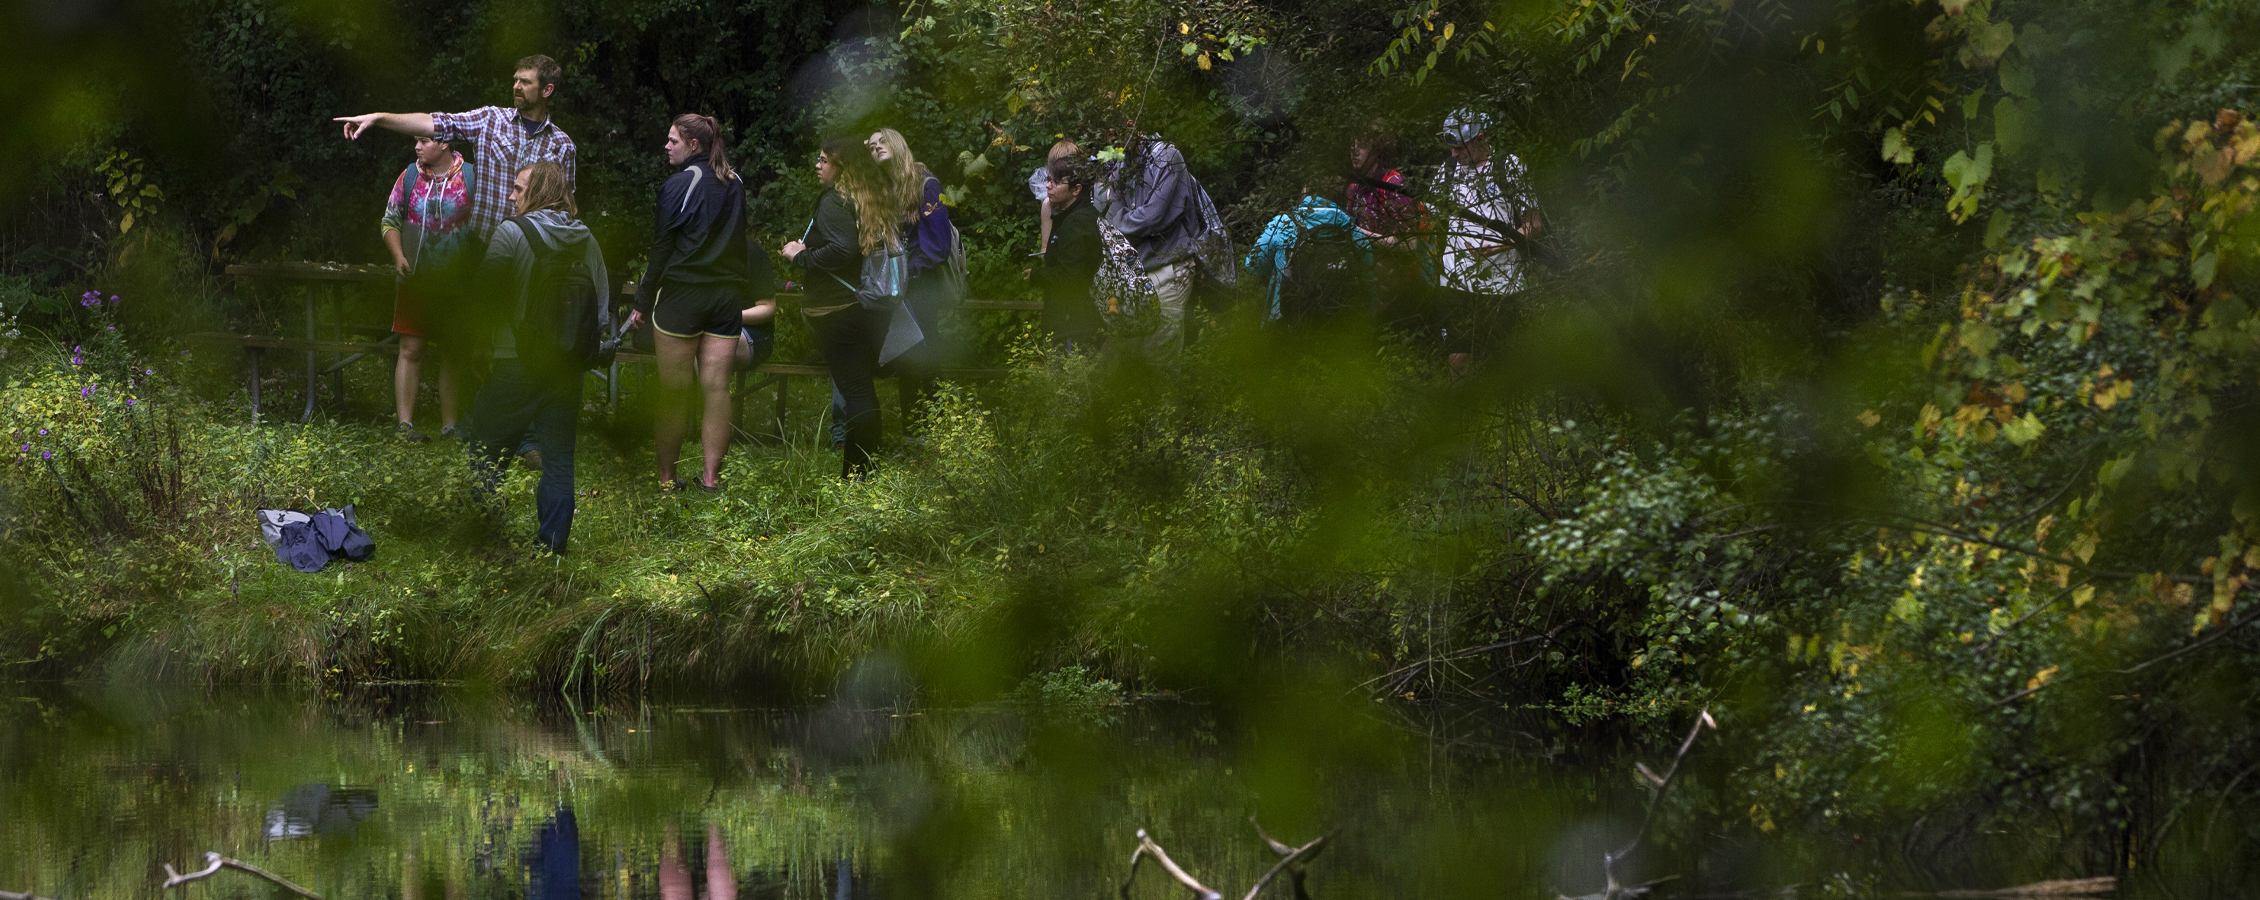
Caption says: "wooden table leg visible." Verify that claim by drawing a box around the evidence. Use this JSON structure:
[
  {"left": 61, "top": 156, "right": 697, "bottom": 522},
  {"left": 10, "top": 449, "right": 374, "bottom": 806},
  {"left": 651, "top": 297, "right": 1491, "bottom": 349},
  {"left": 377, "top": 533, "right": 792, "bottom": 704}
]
[
  {"left": 249, "top": 346, "right": 263, "bottom": 424},
  {"left": 300, "top": 291, "right": 317, "bottom": 423}
]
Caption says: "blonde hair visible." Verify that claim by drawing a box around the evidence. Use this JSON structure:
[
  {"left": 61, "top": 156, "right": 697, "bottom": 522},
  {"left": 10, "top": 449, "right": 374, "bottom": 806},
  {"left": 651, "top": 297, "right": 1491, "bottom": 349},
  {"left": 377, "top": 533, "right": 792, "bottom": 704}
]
[
  {"left": 868, "top": 128, "right": 928, "bottom": 223},
  {"left": 824, "top": 135, "right": 899, "bottom": 253},
  {"left": 517, "top": 161, "right": 575, "bottom": 216}
]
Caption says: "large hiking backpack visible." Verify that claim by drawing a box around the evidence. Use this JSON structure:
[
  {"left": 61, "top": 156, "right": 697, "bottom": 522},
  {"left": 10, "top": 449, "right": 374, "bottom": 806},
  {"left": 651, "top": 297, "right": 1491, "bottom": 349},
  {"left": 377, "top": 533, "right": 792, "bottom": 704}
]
[
  {"left": 507, "top": 216, "right": 609, "bottom": 372},
  {"left": 1277, "top": 228, "right": 1360, "bottom": 324}
]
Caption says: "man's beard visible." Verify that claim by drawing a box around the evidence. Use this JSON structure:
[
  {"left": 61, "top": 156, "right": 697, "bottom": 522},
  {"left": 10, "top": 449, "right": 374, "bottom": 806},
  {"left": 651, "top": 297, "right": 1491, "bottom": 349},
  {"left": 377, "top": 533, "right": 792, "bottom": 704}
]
[{"left": 512, "top": 92, "right": 538, "bottom": 113}]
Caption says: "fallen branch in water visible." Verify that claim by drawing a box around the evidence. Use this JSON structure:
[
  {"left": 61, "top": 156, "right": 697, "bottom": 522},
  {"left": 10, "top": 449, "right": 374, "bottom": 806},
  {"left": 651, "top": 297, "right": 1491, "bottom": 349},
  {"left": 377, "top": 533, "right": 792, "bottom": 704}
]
[
  {"left": 1121, "top": 821, "right": 1334, "bottom": 900},
  {"left": 1928, "top": 877, "right": 2117, "bottom": 898},
  {"left": 1247, "top": 818, "right": 1333, "bottom": 900},
  {"left": 1601, "top": 709, "right": 1716, "bottom": 898},
  {"left": 162, "top": 851, "right": 323, "bottom": 899},
  {"left": 1120, "top": 829, "right": 1223, "bottom": 900}
]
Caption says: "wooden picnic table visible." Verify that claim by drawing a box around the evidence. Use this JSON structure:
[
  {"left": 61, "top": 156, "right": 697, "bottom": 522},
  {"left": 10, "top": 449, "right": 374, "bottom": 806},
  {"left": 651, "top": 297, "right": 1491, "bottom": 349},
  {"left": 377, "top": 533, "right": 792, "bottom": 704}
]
[{"left": 224, "top": 262, "right": 396, "bottom": 422}]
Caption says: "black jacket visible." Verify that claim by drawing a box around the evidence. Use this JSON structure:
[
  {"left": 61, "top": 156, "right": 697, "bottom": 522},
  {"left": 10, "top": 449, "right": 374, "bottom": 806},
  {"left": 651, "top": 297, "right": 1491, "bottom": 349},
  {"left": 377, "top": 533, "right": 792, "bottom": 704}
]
[
  {"left": 634, "top": 154, "right": 774, "bottom": 313},
  {"left": 796, "top": 189, "right": 864, "bottom": 310},
  {"left": 1035, "top": 196, "right": 1101, "bottom": 336}
]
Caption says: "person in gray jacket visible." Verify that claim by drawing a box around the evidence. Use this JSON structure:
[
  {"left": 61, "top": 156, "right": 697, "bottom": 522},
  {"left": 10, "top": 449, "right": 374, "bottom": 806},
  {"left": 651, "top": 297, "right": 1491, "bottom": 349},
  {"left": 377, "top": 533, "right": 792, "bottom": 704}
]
[
  {"left": 1095, "top": 134, "right": 1233, "bottom": 356},
  {"left": 467, "top": 161, "right": 610, "bottom": 555}
]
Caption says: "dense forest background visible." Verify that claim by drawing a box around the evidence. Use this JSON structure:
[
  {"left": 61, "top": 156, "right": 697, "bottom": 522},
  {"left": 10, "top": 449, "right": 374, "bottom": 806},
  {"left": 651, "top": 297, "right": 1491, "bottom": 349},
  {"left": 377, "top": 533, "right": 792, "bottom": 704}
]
[{"left": 1, "top": 0, "right": 2258, "bottom": 890}]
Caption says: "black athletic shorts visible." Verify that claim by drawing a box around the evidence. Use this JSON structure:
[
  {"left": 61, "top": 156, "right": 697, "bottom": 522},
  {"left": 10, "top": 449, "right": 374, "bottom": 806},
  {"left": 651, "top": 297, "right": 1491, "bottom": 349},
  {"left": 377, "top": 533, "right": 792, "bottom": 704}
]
[{"left": 651, "top": 283, "right": 743, "bottom": 339}]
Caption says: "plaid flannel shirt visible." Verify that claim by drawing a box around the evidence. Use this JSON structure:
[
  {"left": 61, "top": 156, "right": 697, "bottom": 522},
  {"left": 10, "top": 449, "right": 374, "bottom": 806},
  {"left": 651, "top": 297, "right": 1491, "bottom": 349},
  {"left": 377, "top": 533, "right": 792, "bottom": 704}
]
[{"left": 430, "top": 106, "right": 577, "bottom": 242}]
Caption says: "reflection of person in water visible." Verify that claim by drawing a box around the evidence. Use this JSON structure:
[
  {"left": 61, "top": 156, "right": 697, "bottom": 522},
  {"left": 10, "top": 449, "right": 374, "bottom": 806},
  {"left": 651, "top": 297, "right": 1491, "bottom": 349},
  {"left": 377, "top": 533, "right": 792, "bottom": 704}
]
[
  {"left": 526, "top": 807, "right": 580, "bottom": 900},
  {"left": 660, "top": 823, "right": 737, "bottom": 900}
]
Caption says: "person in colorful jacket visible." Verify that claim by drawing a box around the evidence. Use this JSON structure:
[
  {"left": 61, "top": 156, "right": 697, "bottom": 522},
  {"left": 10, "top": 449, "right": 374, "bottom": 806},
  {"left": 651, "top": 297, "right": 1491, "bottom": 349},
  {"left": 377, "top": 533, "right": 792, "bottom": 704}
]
[
  {"left": 1244, "top": 186, "right": 1377, "bottom": 323},
  {"left": 379, "top": 135, "right": 473, "bottom": 442}
]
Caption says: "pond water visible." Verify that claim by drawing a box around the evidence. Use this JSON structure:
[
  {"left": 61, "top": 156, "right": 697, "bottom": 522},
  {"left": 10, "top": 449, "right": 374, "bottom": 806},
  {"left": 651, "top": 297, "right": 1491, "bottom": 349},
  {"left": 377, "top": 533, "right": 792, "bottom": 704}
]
[{"left": 0, "top": 682, "right": 2213, "bottom": 899}]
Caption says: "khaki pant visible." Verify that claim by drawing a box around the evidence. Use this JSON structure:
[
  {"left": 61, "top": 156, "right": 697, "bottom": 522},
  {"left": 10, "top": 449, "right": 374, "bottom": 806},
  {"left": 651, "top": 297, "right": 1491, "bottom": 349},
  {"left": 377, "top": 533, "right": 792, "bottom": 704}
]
[{"left": 1142, "top": 258, "right": 1194, "bottom": 357}]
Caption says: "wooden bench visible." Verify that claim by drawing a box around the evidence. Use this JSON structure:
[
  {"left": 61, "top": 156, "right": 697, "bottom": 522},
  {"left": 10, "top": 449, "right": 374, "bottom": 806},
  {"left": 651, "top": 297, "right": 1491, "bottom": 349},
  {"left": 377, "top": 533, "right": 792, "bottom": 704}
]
[
  {"left": 215, "top": 261, "right": 1037, "bottom": 431},
  {"left": 190, "top": 334, "right": 1013, "bottom": 433}
]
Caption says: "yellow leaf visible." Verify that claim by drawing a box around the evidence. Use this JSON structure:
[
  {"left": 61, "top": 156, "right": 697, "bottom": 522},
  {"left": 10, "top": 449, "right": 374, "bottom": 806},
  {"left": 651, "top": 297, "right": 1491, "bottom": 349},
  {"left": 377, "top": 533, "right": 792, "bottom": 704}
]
[
  {"left": 2025, "top": 664, "right": 2059, "bottom": 690},
  {"left": 1197, "top": 52, "right": 1211, "bottom": 70},
  {"left": 1857, "top": 409, "right": 1881, "bottom": 427},
  {"left": 2072, "top": 585, "right": 2094, "bottom": 607},
  {"left": 1443, "top": 22, "right": 1455, "bottom": 40}
]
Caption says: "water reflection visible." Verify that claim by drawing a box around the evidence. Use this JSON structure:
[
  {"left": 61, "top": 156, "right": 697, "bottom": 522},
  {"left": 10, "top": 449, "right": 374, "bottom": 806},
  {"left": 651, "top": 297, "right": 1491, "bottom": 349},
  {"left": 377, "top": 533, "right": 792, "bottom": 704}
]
[
  {"left": 267, "top": 783, "right": 379, "bottom": 840},
  {"left": 0, "top": 685, "right": 2235, "bottom": 898}
]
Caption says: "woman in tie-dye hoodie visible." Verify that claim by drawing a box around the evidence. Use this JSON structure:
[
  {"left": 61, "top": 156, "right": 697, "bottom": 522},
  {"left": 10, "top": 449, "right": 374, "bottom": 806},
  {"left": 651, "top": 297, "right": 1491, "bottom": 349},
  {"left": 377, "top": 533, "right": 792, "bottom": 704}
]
[{"left": 379, "top": 135, "right": 474, "bottom": 442}]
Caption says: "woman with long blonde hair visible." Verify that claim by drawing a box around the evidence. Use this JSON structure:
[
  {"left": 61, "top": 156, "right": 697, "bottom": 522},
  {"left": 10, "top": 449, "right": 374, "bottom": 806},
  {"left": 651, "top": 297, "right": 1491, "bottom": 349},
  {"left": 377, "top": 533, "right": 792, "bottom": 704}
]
[
  {"left": 782, "top": 136, "right": 897, "bottom": 477},
  {"left": 866, "top": 127, "right": 955, "bottom": 427}
]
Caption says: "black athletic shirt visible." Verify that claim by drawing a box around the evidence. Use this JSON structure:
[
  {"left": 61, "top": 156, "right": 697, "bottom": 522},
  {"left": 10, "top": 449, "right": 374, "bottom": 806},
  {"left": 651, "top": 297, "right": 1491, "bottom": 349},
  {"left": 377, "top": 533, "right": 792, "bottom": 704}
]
[{"left": 634, "top": 154, "right": 775, "bottom": 314}]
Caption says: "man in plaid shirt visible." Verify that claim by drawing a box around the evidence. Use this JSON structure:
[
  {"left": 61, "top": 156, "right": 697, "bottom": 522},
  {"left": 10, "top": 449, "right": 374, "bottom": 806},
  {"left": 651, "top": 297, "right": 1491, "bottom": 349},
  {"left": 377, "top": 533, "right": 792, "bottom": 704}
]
[{"left": 335, "top": 54, "right": 578, "bottom": 243}]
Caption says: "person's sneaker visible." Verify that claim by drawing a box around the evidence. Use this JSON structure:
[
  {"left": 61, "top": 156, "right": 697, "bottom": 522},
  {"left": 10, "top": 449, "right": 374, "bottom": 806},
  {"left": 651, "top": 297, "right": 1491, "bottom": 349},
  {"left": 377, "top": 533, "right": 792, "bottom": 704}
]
[
  {"left": 438, "top": 423, "right": 463, "bottom": 441},
  {"left": 518, "top": 448, "right": 543, "bottom": 471},
  {"left": 395, "top": 422, "right": 429, "bottom": 443}
]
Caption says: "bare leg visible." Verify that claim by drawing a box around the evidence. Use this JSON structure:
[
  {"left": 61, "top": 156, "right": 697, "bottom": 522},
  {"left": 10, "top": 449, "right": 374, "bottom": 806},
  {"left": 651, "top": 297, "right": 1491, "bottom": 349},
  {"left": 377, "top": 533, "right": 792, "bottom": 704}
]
[
  {"left": 653, "top": 329, "right": 700, "bottom": 484},
  {"left": 696, "top": 332, "right": 737, "bottom": 488},
  {"left": 437, "top": 354, "right": 460, "bottom": 428},
  {"left": 394, "top": 333, "right": 426, "bottom": 424},
  {"left": 659, "top": 824, "right": 690, "bottom": 900},
  {"left": 705, "top": 824, "right": 737, "bottom": 900},
  {"left": 1038, "top": 196, "right": 1054, "bottom": 253}
]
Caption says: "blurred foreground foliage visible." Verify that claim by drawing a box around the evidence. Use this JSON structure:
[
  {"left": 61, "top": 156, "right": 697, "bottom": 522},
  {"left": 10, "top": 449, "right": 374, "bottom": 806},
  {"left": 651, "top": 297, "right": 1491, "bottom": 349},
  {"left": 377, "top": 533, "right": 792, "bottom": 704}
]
[{"left": 0, "top": 0, "right": 2257, "bottom": 886}]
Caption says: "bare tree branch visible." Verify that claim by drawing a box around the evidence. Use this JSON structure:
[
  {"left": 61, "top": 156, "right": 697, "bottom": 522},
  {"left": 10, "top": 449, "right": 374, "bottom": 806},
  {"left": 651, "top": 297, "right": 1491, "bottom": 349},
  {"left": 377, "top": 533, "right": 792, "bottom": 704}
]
[
  {"left": 1931, "top": 876, "right": 2116, "bottom": 898},
  {"left": 1603, "top": 709, "right": 1715, "bottom": 896},
  {"left": 1120, "top": 829, "right": 1223, "bottom": 900},
  {"left": 1, "top": 889, "right": 62, "bottom": 900},
  {"left": 1241, "top": 826, "right": 1331, "bottom": 900},
  {"left": 162, "top": 852, "right": 323, "bottom": 900}
]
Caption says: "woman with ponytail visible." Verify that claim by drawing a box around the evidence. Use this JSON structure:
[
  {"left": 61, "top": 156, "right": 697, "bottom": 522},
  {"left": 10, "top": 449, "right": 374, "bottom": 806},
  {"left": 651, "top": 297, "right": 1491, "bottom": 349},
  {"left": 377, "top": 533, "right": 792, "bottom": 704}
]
[
  {"left": 783, "top": 136, "right": 896, "bottom": 477},
  {"left": 626, "top": 113, "right": 775, "bottom": 492}
]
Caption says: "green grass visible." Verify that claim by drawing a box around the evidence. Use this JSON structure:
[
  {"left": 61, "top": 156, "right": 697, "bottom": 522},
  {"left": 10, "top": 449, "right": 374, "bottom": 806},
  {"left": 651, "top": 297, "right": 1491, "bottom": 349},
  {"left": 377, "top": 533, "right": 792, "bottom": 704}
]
[{"left": 0, "top": 325, "right": 1451, "bottom": 699}]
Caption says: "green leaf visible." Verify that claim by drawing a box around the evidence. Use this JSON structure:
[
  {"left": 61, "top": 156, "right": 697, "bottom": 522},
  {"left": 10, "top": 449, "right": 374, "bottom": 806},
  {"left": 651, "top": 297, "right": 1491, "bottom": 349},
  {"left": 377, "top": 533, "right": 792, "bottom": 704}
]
[
  {"left": 1958, "top": 319, "right": 2000, "bottom": 357},
  {"left": 1882, "top": 127, "right": 1914, "bottom": 164},
  {"left": 1180, "top": 42, "right": 1199, "bottom": 56},
  {"left": 2003, "top": 412, "right": 2045, "bottom": 446},
  {"left": 1994, "top": 97, "right": 2032, "bottom": 159},
  {"left": 1970, "top": 20, "right": 2015, "bottom": 66},
  {"left": 2194, "top": 251, "right": 2219, "bottom": 289},
  {"left": 1999, "top": 53, "right": 2035, "bottom": 98},
  {"left": 1942, "top": 142, "right": 1995, "bottom": 223}
]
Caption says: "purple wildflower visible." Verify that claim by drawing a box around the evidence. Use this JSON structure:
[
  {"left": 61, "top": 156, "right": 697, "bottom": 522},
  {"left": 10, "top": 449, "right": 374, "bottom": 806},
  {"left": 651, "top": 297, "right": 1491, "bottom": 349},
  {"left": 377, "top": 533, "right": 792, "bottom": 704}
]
[
  {"left": 79, "top": 291, "right": 100, "bottom": 308},
  {"left": 37, "top": 429, "right": 46, "bottom": 435},
  {"left": 126, "top": 399, "right": 136, "bottom": 407},
  {"left": 108, "top": 295, "right": 119, "bottom": 305},
  {"left": 40, "top": 451, "right": 51, "bottom": 459},
  {"left": 80, "top": 385, "right": 95, "bottom": 399}
]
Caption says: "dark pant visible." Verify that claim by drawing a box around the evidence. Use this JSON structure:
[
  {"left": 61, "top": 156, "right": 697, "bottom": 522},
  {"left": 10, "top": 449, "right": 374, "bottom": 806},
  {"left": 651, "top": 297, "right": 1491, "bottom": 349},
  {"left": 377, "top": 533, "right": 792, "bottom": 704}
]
[
  {"left": 806, "top": 306, "right": 884, "bottom": 477},
  {"left": 467, "top": 358, "right": 582, "bottom": 553},
  {"left": 889, "top": 272, "right": 956, "bottom": 428}
]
